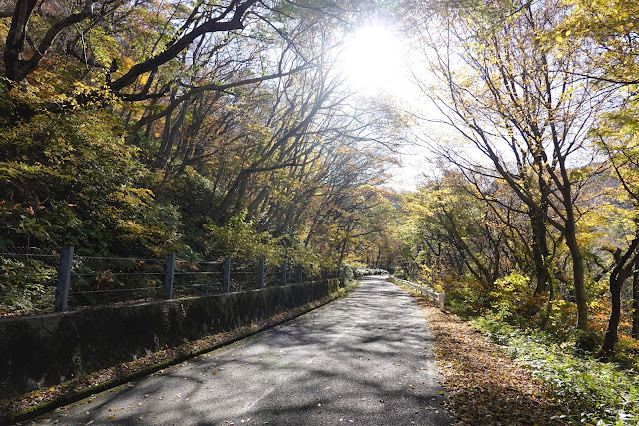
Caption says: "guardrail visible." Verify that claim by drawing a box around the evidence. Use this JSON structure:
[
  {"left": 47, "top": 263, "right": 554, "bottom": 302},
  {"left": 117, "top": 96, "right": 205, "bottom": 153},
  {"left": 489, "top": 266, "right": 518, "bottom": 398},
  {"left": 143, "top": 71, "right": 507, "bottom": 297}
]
[
  {"left": 1, "top": 245, "right": 339, "bottom": 314},
  {"left": 389, "top": 276, "right": 445, "bottom": 311}
]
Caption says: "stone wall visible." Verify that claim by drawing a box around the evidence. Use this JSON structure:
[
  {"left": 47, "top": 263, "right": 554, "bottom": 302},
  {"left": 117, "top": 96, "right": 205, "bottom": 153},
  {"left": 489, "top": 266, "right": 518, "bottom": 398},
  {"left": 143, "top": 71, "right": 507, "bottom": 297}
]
[{"left": 0, "top": 280, "right": 339, "bottom": 399}]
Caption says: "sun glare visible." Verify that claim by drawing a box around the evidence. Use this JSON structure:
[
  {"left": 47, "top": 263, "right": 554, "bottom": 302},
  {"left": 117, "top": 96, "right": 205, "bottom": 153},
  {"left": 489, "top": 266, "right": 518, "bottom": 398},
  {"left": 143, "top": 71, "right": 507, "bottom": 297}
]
[{"left": 341, "top": 24, "right": 412, "bottom": 98}]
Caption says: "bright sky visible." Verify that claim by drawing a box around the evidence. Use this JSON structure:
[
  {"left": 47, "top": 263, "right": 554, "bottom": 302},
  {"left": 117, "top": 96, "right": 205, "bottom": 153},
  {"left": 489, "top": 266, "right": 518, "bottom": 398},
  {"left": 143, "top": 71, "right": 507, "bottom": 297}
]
[
  {"left": 339, "top": 23, "right": 440, "bottom": 191},
  {"left": 338, "top": 21, "right": 585, "bottom": 193},
  {"left": 340, "top": 23, "right": 416, "bottom": 101}
]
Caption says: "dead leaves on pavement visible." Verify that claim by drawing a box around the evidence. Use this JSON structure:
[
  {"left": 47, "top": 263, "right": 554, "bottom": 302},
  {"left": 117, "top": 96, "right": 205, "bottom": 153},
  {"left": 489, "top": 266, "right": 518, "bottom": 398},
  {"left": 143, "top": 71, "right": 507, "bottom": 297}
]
[{"left": 407, "top": 289, "right": 570, "bottom": 426}]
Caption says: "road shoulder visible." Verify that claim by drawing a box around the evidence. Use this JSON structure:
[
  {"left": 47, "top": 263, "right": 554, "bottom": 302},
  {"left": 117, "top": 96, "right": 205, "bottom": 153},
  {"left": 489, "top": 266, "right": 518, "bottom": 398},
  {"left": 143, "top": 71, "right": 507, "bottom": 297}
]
[{"left": 395, "top": 282, "right": 569, "bottom": 425}]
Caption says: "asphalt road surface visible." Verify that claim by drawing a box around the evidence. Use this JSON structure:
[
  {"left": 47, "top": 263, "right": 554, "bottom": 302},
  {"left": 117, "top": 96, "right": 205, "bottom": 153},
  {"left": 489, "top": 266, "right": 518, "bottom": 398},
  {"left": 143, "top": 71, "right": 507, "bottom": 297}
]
[{"left": 32, "top": 276, "right": 451, "bottom": 425}]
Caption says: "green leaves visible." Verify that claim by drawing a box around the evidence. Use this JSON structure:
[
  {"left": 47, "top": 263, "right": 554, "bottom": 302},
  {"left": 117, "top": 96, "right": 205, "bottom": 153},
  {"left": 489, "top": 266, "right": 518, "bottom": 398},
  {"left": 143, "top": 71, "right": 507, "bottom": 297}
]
[
  {"left": 475, "top": 317, "right": 639, "bottom": 425},
  {"left": 204, "top": 209, "right": 327, "bottom": 267},
  {"left": 205, "top": 210, "right": 279, "bottom": 262},
  {"left": 0, "top": 258, "right": 56, "bottom": 315},
  {"left": 0, "top": 109, "right": 180, "bottom": 255}
]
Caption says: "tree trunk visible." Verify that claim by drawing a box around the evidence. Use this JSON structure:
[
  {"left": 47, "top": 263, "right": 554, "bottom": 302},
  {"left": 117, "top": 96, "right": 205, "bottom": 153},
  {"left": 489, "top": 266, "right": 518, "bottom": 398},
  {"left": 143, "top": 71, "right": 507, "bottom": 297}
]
[
  {"left": 530, "top": 208, "right": 551, "bottom": 295},
  {"left": 565, "top": 223, "right": 588, "bottom": 330},
  {"left": 531, "top": 236, "right": 550, "bottom": 295},
  {"left": 598, "top": 267, "right": 623, "bottom": 359},
  {"left": 4, "top": 0, "right": 37, "bottom": 80},
  {"left": 597, "top": 238, "right": 639, "bottom": 358},
  {"left": 633, "top": 245, "right": 639, "bottom": 339},
  {"left": 153, "top": 101, "right": 187, "bottom": 170},
  {"left": 214, "top": 170, "right": 248, "bottom": 221},
  {"left": 337, "top": 237, "right": 348, "bottom": 269},
  {"left": 246, "top": 187, "right": 270, "bottom": 219}
]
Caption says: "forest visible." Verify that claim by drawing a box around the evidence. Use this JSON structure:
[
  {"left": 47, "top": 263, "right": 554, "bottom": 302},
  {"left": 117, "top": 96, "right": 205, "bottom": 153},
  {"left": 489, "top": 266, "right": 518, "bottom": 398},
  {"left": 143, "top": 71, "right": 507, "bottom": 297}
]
[
  {"left": 0, "top": 0, "right": 403, "bottom": 304},
  {"left": 1, "top": 0, "right": 639, "bottom": 421}
]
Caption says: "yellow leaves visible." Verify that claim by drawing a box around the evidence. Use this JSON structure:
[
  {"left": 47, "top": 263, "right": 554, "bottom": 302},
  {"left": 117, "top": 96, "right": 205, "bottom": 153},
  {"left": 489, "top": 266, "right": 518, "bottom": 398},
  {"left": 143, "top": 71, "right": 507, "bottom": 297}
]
[
  {"left": 108, "top": 187, "right": 154, "bottom": 207},
  {"left": 115, "top": 219, "right": 145, "bottom": 235},
  {"left": 48, "top": 82, "right": 119, "bottom": 110},
  {"left": 122, "top": 56, "right": 135, "bottom": 72},
  {"left": 554, "top": 29, "right": 574, "bottom": 44}
]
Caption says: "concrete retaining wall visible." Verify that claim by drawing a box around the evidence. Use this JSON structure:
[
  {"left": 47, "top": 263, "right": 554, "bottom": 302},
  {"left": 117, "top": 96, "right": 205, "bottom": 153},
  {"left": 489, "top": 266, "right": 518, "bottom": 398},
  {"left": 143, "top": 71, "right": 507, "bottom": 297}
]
[{"left": 0, "top": 280, "right": 339, "bottom": 399}]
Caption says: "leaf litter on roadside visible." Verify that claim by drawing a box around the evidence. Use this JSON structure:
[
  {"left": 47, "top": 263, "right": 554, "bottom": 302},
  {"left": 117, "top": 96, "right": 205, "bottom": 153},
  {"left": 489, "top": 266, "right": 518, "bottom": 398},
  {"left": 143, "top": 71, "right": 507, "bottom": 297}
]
[{"left": 402, "top": 286, "right": 570, "bottom": 426}]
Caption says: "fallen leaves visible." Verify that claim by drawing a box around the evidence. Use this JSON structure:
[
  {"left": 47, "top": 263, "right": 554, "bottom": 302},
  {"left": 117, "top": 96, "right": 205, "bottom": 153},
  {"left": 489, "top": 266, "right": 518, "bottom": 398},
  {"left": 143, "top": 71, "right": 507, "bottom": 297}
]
[{"left": 404, "top": 287, "right": 570, "bottom": 426}]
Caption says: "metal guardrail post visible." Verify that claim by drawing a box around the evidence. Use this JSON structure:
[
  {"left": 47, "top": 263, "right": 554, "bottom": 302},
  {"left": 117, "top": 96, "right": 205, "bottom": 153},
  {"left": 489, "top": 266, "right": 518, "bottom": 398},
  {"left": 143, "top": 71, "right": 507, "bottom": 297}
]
[
  {"left": 164, "top": 253, "right": 175, "bottom": 299},
  {"left": 55, "top": 246, "right": 73, "bottom": 312},
  {"left": 258, "top": 259, "right": 265, "bottom": 289},
  {"left": 223, "top": 257, "right": 231, "bottom": 293}
]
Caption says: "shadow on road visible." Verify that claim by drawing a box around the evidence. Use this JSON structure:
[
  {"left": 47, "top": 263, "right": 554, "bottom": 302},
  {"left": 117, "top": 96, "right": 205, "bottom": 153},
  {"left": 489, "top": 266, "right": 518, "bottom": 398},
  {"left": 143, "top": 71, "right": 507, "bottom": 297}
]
[{"left": 35, "top": 277, "right": 451, "bottom": 425}]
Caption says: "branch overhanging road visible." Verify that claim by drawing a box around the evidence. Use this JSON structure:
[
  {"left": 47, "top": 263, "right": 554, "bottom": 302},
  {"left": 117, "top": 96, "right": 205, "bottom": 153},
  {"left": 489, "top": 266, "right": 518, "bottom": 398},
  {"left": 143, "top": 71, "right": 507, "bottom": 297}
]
[{"left": 34, "top": 277, "right": 451, "bottom": 425}]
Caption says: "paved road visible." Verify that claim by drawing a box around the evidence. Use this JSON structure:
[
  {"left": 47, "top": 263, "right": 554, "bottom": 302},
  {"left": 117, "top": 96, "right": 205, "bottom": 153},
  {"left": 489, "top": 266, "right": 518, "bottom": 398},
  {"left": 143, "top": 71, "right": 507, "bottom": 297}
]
[{"left": 32, "top": 277, "right": 451, "bottom": 425}]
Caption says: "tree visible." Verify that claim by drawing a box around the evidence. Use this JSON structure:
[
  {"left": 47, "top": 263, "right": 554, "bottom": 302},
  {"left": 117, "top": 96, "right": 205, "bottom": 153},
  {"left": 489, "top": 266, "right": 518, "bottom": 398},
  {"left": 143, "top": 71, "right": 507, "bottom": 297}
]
[
  {"left": 410, "top": 0, "right": 610, "bottom": 329},
  {"left": 0, "top": 0, "right": 356, "bottom": 122},
  {"left": 3, "top": 0, "right": 257, "bottom": 85},
  {"left": 558, "top": 0, "right": 639, "bottom": 350},
  {"left": 590, "top": 105, "right": 639, "bottom": 355},
  {"left": 558, "top": 0, "right": 639, "bottom": 86},
  {"left": 399, "top": 170, "right": 534, "bottom": 312}
]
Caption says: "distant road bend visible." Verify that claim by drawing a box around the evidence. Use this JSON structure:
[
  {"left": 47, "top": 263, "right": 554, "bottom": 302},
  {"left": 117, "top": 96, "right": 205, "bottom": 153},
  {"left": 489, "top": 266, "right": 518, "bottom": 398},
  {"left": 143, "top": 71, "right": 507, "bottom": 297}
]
[{"left": 35, "top": 276, "right": 451, "bottom": 425}]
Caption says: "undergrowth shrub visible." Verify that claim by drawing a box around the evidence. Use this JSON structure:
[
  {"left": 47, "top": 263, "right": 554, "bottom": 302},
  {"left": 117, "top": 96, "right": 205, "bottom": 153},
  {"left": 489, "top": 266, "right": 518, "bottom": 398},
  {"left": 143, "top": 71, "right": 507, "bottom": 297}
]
[
  {"left": 537, "top": 299, "right": 578, "bottom": 340},
  {"left": 0, "top": 258, "right": 56, "bottom": 314},
  {"left": 487, "top": 272, "right": 546, "bottom": 325},
  {"left": 614, "top": 337, "right": 639, "bottom": 371},
  {"left": 443, "top": 275, "right": 492, "bottom": 317},
  {"left": 474, "top": 317, "right": 639, "bottom": 425}
]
